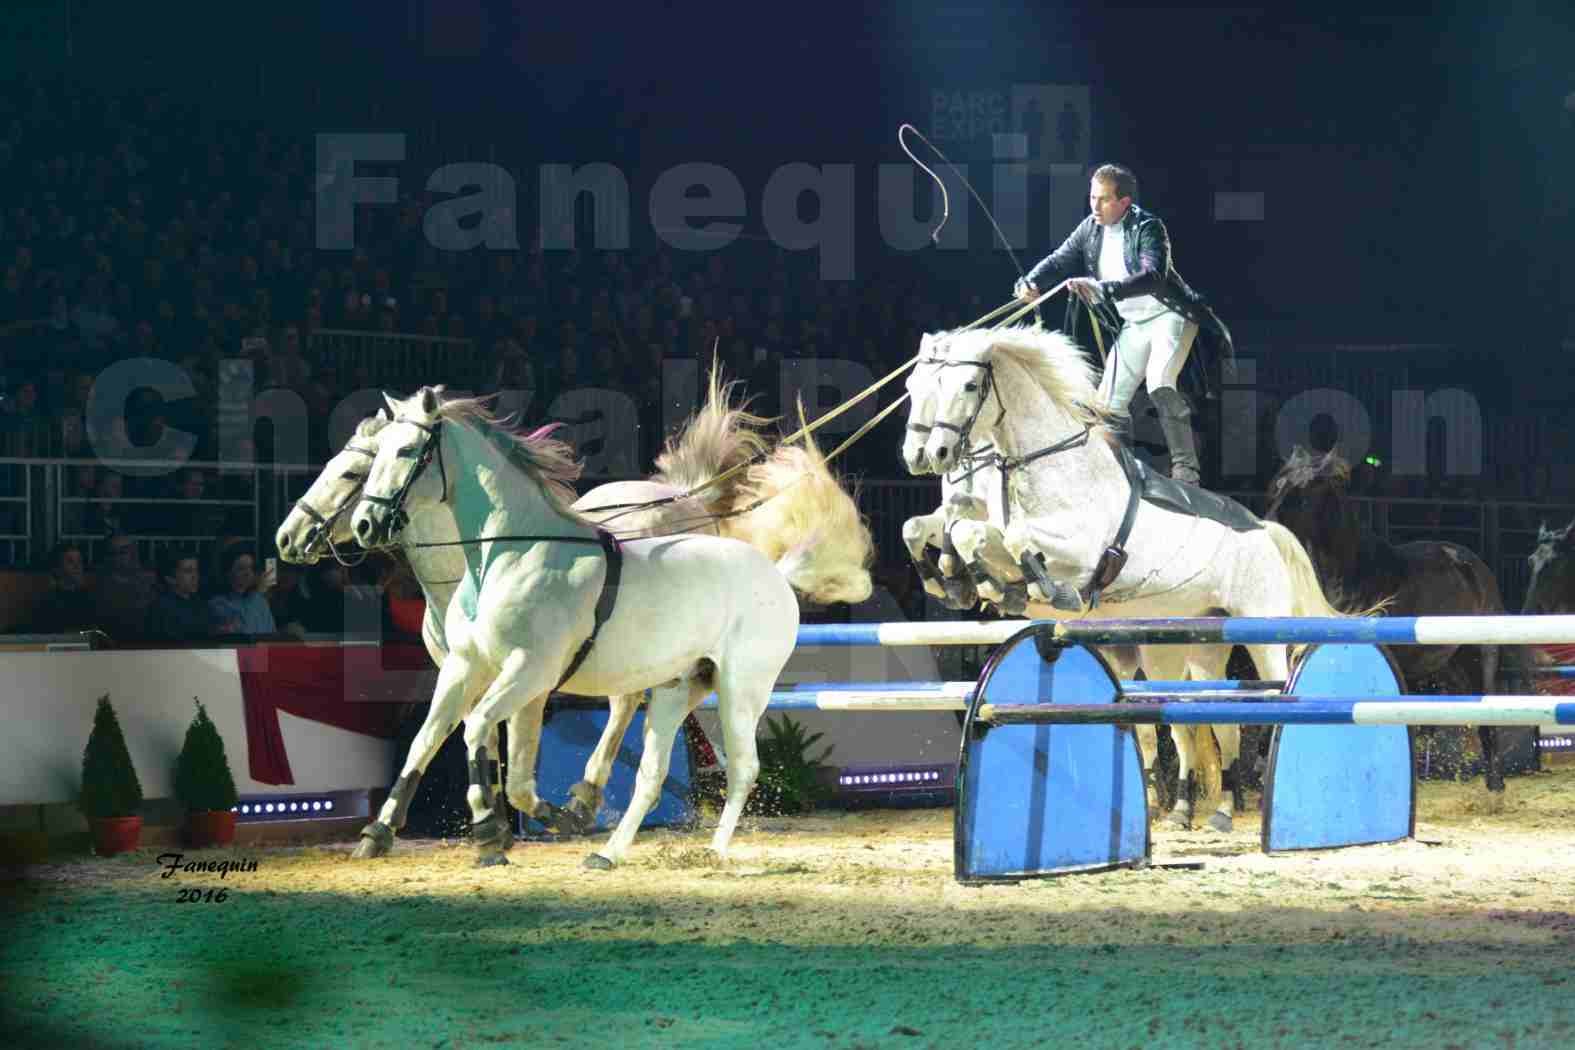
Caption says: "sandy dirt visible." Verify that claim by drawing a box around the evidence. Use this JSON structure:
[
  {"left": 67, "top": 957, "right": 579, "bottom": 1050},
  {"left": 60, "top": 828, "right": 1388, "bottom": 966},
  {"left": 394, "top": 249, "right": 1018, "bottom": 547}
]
[{"left": 5, "top": 769, "right": 1575, "bottom": 1049}]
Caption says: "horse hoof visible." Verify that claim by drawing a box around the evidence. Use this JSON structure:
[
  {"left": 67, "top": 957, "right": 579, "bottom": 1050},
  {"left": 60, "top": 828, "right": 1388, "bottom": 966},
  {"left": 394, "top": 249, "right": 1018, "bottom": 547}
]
[
  {"left": 1207, "top": 812, "right": 1233, "bottom": 833},
  {"left": 559, "top": 797, "right": 599, "bottom": 837},
  {"left": 474, "top": 852, "right": 510, "bottom": 868},
  {"left": 583, "top": 853, "right": 615, "bottom": 871},
  {"left": 530, "top": 801, "right": 567, "bottom": 833},
  {"left": 1486, "top": 778, "right": 1506, "bottom": 794},
  {"left": 1166, "top": 811, "right": 1193, "bottom": 830},
  {"left": 350, "top": 822, "right": 394, "bottom": 860}
]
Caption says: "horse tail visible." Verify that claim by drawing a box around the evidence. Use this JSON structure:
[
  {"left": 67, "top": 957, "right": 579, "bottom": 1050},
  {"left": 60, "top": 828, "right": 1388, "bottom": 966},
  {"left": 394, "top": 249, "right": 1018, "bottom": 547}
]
[
  {"left": 653, "top": 357, "right": 772, "bottom": 510},
  {"left": 1263, "top": 521, "right": 1389, "bottom": 618},
  {"left": 773, "top": 543, "right": 822, "bottom": 599},
  {"left": 731, "top": 396, "right": 875, "bottom": 606}
]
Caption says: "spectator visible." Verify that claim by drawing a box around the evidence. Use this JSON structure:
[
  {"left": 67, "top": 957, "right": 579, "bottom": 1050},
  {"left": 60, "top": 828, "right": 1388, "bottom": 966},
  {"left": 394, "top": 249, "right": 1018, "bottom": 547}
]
[
  {"left": 87, "top": 471, "right": 128, "bottom": 535},
  {"left": 283, "top": 559, "right": 380, "bottom": 638},
  {"left": 30, "top": 542, "right": 97, "bottom": 634},
  {"left": 94, "top": 532, "right": 158, "bottom": 642},
  {"left": 208, "top": 545, "right": 277, "bottom": 636},
  {"left": 144, "top": 549, "right": 215, "bottom": 642}
]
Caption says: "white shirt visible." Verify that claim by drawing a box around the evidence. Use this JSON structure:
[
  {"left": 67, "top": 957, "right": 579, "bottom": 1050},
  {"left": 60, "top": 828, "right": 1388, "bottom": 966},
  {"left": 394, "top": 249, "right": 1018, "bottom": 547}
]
[{"left": 1096, "top": 221, "right": 1167, "bottom": 323}]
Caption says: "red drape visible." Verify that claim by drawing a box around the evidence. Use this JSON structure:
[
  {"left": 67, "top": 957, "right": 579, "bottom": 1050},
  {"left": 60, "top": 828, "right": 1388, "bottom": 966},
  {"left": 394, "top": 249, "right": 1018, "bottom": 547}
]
[
  {"left": 1538, "top": 644, "right": 1575, "bottom": 697},
  {"left": 236, "top": 644, "right": 437, "bottom": 785}
]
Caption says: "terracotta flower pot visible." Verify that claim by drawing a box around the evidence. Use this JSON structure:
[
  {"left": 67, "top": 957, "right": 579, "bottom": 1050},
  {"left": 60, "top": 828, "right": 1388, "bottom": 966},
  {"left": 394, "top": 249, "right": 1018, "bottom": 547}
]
[
  {"left": 184, "top": 810, "right": 237, "bottom": 848},
  {"left": 91, "top": 815, "right": 143, "bottom": 857}
]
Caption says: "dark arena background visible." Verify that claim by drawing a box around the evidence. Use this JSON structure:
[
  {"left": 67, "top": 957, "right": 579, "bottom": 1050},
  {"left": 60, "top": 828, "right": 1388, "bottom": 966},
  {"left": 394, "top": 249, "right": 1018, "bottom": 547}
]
[{"left": 3, "top": 2, "right": 1575, "bottom": 1047}]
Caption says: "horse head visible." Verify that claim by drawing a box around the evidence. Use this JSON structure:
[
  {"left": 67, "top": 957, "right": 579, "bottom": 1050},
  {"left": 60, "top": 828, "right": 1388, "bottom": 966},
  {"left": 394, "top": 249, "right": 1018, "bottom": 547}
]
[
  {"left": 1265, "top": 446, "right": 1360, "bottom": 580},
  {"left": 276, "top": 406, "right": 392, "bottom": 563},
  {"left": 1525, "top": 519, "right": 1575, "bottom": 613}
]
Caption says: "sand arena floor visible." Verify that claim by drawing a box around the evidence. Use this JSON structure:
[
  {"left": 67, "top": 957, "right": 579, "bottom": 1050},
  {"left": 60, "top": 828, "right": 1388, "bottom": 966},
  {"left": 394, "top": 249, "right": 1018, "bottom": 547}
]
[{"left": 5, "top": 768, "right": 1575, "bottom": 1049}]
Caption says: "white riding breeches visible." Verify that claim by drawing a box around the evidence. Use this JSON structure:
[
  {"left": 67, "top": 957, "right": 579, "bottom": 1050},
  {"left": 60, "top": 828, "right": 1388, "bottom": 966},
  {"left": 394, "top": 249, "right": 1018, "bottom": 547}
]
[{"left": 1097, "top": 311, "right": 1200, "bottom": 414}]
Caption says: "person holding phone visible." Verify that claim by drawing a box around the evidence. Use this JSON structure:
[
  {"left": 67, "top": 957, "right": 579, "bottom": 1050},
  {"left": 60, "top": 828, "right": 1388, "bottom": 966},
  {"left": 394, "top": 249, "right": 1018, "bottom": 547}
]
[{"left": 208, "top": 545, "right": 278, "bottom": 636}]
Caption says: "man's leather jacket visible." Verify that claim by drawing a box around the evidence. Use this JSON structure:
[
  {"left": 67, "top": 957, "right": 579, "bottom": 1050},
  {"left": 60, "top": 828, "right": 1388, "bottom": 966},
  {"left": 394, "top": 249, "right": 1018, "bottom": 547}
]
[{"left": 1023, "top": 202, "right": 1234, "bottom": 394}]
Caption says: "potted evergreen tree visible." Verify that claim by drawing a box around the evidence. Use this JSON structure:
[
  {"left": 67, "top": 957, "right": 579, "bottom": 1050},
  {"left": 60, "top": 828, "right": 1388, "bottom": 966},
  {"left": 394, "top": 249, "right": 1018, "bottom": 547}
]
[
  {"left": 173, "top": 699, "right": 239, "bottom": 847},
  {"left": 79, "top": 695, "right": 145, "bottom": 856}
]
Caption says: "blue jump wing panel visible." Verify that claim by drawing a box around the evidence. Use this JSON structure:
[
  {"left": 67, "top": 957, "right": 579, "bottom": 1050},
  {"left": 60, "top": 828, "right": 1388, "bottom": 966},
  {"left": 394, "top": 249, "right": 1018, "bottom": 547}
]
[
  {"left": 531, "top": 701, "right": 695, "bottom": 836},
  {"left": 955, "top": 630, "right": 1149, "bottom": 882},
  {"left": 1262, "top": 643, "right": 1415, "bottom": 852}
]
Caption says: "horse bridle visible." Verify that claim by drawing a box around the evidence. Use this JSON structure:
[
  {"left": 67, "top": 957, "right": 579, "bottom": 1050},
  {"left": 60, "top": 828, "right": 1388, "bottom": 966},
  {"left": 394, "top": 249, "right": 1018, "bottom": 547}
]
[
  {"left": 359, "top": 416, "right": 450, "bottom": 545},
  {"left": 905, "top": 352, "right": 1005, "bottom": 464},
  {"left": 291, "top": 442, "right": 378, "bottom": 565}
]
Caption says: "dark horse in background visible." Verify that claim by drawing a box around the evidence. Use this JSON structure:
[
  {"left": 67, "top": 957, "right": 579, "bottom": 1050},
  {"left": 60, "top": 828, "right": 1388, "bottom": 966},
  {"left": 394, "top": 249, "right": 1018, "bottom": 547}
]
[
  {"left": 1523, "top": 520, "right": 1575, "bottom": 677},
  {"left": 1524, "top": 520, "right": 1575, "bottom": 615},
  {"left": 1265, "top": 447, "right": 1530, "bottom": 793}
]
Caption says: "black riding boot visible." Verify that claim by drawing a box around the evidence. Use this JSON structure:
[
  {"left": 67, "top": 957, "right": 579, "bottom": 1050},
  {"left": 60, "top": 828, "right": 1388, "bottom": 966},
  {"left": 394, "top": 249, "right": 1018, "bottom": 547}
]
[{"left": 1151, "top": 387, "right": 1201, "bottom": 485}]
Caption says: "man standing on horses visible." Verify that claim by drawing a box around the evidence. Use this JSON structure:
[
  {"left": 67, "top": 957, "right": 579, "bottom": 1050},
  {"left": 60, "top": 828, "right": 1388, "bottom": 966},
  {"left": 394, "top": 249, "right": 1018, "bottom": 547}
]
[{"left": 1013, "top": 163, "right": 1232, "bottom": 486}]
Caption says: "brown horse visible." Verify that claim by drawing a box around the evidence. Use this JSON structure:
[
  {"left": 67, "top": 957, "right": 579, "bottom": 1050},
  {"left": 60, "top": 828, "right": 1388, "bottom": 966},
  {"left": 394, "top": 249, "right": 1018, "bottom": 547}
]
[{"left": 1265, "top": 447, "right": 1526, "bottom": 792}]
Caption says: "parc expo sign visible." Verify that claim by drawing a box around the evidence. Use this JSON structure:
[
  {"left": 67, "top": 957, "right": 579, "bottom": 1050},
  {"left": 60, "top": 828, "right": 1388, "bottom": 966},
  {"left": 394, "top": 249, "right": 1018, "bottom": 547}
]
[{"left": 928, "top": 90, "right": 1014, "bottom": 144}]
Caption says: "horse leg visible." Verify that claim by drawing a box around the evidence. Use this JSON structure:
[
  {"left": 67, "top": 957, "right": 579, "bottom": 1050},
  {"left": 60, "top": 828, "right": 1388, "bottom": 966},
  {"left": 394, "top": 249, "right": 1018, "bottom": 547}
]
[
  {"left": 1241, "top": 642, "right": 1290, "bottom": 810},
  {"left": 1479, "top": 644, "right": 1506, "bottom": 793},
  {"left": 1209, "top": 726, "right": 1243, "bottom": 830},
  {"left": 559, "top": 691, "right": 644, "bottom": 835},
  {"left": 1132, "top": 724, "right": 1164, "bottom": 820},
  {"left": 463, "top": 650, "right": 565, "bottom": 868},
  {"left": 1184, "top": 644, "right": 1240, "bottom": 831},
  {"left": 584, "top": 678, "right": 710, "bottom": 869},
  {"left": 707, "top": 663, "right": 777, "bottom": 860},
  {"left": 950, "top": 519, "right": 1012, "bottom": 606},
  {"left": 1143, "top": 647, "right": 1200, "bottom": 828},
  {"left": 1168, "top": 726, "right": 1199, "bottom": 829},
  {"left": 901, "top": 512, "right": 951, "bottom": 602},
  {"left": 353, "top": 655, "right": 483, "bottom": 860},
  {"left": 501, "top": 706, "right": 561, "bottom": 835}
]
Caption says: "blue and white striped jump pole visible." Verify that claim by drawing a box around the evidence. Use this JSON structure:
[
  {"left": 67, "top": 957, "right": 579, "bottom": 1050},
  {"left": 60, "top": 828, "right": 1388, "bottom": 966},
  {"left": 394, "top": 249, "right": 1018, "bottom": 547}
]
[
  {"left": 977, "top": 696, "right": 1575, "bottom": 727},
  {"left": 796, "top": 615, "right": 1575, "bottom": 648},
  {"left": 715, "top": 678, "right": 1279, "bottom": 713}
]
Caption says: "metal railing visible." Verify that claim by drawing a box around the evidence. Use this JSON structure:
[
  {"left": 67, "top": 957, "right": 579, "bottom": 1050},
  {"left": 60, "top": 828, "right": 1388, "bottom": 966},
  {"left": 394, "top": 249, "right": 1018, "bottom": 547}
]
[{"left": 2, "top": 456, "right": 1572, "bottom": 613}]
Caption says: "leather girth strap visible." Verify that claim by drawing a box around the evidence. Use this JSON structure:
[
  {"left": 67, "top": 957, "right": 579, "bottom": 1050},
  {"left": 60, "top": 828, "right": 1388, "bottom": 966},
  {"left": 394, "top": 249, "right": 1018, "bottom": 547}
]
[
  {"left": 554, "top": 528, "right": 623, "bottom": 695},
  {"left": 1083, "top": 430, "right": 1144, "bottom": 609}
]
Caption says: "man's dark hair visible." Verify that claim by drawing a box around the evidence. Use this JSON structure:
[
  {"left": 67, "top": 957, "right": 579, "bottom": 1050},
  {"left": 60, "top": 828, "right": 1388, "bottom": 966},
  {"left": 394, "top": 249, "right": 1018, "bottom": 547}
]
[
  {"left": 158, "top": 548, "right": 198, "bottom": 582},
  {"left": 1092, "top": 163, "right": 1138, "bottom": 202}
]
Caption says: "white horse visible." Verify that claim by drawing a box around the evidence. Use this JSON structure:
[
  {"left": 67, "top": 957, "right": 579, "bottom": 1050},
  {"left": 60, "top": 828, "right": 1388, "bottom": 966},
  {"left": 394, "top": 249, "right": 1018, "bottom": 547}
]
[
  {"left": 894, "top": 340, "right": 1195, "bottom": 813},
  {"left": 349, "top": 387, "right": 801, "bottom": 868},
  {"left": 276, "top": 370, "right": 873, "bottom": 855},
  {"left": 902, "top": 325, "right": 1348, "bottom": 830}
]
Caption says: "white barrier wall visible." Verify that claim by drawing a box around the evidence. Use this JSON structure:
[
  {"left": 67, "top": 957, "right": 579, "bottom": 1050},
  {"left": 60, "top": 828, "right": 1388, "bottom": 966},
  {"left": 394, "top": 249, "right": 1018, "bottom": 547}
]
[{"left": 0, "top": 648, "right": 397, "bottom": 806}]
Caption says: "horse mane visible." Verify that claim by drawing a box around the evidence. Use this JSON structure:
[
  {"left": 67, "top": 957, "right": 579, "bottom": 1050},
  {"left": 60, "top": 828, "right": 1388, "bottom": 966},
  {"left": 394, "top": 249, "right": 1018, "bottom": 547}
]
[
  {"left": 1266, "top": 446, "right": 1351, "bottom": 514},
  {"left": 429, "top": 390, "right": 589, "bottom": 522},
  {"left": 937, "top": 325, "right": 1111, "bottom": 430},
  {"left": 652, "top": 358, "right": 772, "bottom": 511},
  {"left": 351, "top": 413, "right": 392, "bottom": 442}
]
